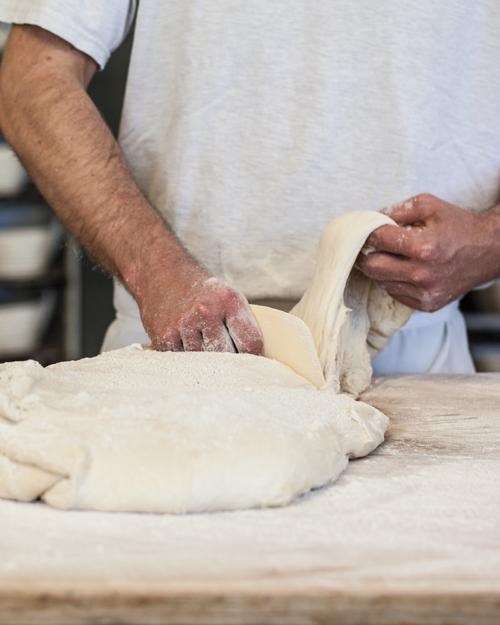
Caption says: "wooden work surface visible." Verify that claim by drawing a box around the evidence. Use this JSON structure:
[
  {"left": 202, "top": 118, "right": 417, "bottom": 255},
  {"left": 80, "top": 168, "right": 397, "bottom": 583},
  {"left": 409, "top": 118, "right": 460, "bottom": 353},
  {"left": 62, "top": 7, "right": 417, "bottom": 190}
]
[{"left": 0, "top": 374, "right": 499, "bottom": 625}]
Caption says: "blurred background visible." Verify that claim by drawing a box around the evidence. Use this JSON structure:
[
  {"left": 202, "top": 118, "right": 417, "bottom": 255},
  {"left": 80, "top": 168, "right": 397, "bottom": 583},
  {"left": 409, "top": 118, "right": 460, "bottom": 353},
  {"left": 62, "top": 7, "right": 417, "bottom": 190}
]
[
  {"left": 0, "top": 28, "right": 500, "bottom": 369},
  {"left": 0, "top": 27, "right": 133, "bottom": 364}
]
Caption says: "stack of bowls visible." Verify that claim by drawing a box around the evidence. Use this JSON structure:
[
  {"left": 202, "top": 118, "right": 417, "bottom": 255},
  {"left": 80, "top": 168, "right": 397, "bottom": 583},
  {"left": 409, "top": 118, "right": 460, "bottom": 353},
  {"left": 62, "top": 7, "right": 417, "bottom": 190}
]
[
  {"left": 0, "top": 287, "right": 57, "bottom": 357},
  {"left": 0, "top": 203, "right": 62, "bottom": 280},
  {"left": 0, "top": 140, "right": 29, "bottom": 197},
  {"left": 0, "top": 203, "right": 62, "bottom": 357}
]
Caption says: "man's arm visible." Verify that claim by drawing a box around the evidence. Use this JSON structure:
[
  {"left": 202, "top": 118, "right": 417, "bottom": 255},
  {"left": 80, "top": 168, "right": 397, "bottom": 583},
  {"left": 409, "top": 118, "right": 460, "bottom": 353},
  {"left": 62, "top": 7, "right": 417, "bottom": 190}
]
[
  {"left": 0, "top": 25, "right": 262, "bottom": 354},
  {"left": 356, "top": 193, "right": 500, "bottom": 312}
]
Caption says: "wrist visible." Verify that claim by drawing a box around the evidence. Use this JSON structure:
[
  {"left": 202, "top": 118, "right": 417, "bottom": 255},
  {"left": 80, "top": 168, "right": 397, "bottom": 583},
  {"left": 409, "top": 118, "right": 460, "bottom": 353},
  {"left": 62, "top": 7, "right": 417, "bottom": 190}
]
[{"left": 116, "top": 216, "right": 205, "bottom": 306}]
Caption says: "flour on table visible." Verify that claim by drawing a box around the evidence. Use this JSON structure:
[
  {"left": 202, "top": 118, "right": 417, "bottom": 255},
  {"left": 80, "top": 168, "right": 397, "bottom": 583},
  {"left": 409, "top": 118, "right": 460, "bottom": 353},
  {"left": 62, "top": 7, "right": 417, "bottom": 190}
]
[{"left": 0, "top": 211, "right": 412, "bottom": 513}]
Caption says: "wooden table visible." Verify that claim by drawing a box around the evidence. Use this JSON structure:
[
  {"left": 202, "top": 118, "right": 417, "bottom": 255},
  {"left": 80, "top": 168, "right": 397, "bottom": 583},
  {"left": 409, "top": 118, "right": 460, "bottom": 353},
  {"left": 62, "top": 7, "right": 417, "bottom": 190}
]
[{"left": 0, "top": 374, "right": 499, "bottom": 625}]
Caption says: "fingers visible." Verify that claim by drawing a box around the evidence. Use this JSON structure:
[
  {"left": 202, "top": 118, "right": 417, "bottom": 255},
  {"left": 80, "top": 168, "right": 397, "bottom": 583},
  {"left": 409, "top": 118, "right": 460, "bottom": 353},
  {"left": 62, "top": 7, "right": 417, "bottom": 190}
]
[
  {"left": 193, "top": 286, "right": 262, "bottom": 354},
  {"left": 225, "top": 305, "right": 263, "bottom": 356},
  {"left": 364, "top": 194, "right": 442, "bottom": 256},
  {"left": 380, "top": 193, "right": 436, "bottom": 225},
  {"left": 357, "top": 250, "right": 446, "bottom": 312},
  {"left": 179, "top": 327, "right": 204, "bottom": 352},
  {"left": 364, "top": 224, "right": 415, "bottom": 256},
  {"left": 364, "top": 223, "right": 439, "bottom": 263},
  {"left": 357, "top": 250, "right": 416, "bottom": 283},
  {"left": 181, "top": 299, "right": 235, "bottom": 353},
  {"left": 198, "top": 317, "right": 236, "bottom": 353},
  {"left": 151, "top": 319, "right": 234, "bottom": 353},
  {"left": 358, "top": 251, "right": 449, "bottom": 311},
  {"left": 358, "top": 193, "right": 487, "bottom": 313},
  {"left": 373, "top": 279, "right": 445, "bottom": 312},
  {"left": 146, "top": 278, "right": 263, "bottom": 355},
  {"left": 152, "top": 303, "right": 235, "bottom": 353},
  {"left": 150, "top": 329, "right": 183, "bottom": 352}
]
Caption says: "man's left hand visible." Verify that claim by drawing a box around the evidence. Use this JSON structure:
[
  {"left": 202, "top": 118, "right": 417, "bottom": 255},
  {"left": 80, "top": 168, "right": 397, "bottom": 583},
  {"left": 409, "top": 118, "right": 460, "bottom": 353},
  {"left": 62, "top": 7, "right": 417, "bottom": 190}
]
[{"left": 356, "top": 193, "right": 500, "bottom": 312}]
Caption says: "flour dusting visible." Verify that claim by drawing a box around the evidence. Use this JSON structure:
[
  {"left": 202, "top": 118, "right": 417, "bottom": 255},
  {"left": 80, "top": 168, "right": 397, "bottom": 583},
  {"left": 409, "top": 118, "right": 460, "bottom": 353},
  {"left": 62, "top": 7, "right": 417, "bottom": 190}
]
[{"left": 0, "top": 345, "right": 388, "bottom": 513}]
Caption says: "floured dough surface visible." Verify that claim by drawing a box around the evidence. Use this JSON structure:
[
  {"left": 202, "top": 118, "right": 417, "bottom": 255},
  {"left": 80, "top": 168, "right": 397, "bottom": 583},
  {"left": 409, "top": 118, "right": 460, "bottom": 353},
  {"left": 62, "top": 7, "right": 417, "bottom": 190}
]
[
  {"left": 0, "top": 210, "right": 413, "bottom": 514},
  {"left": 0, "top": 345, "right": 388, "bottom": 513}
]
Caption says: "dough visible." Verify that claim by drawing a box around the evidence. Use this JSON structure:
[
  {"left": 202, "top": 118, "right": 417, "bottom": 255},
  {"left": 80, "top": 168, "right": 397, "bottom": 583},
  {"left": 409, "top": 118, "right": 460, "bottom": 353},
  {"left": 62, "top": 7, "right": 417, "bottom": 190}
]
[
  {"left": 249, "top": 304, "right": 326, "bottom": 388},
  {"left": 0, "top": 347, "right": 388, "bottom": 512},
  {"left": 0, "top": 211, "right": 412, "bottom": 513},
  {"left": 292, "top": 211, "right": 413, "bottom": 396}
]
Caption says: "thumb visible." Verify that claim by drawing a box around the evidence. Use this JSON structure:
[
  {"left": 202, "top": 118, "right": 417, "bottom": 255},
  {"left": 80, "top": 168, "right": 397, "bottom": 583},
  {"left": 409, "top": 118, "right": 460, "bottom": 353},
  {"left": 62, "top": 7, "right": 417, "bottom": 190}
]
[{"left": 381, "top": 195, "right": 433, "bottom": 227}]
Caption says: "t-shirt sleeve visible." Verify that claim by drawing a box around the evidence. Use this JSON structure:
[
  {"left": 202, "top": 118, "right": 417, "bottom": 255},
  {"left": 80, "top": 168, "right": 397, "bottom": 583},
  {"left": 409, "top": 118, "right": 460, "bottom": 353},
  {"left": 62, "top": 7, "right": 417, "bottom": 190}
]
[{"left": 0, "top": 0, "right": 137, "bottom": 69}]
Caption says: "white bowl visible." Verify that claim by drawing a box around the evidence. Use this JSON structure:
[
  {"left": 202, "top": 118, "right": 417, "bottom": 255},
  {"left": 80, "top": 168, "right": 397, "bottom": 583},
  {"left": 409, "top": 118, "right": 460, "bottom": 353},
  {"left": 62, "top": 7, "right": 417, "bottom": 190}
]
[
  {"left": 0, "top": 290, "right": 56, "bottom": 357},
  {"left": 0, "top": 143, "right": 29, "bottom": 197},
  {"left": 0, "top": 221, "right": 62, "bottom": 279}
]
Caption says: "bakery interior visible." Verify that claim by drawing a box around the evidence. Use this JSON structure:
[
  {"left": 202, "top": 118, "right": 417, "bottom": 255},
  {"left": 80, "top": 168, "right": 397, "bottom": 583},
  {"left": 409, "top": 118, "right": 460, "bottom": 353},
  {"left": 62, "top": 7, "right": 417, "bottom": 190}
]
[{"left": 0, "top": 22, "right": 499, "bottom": 625}]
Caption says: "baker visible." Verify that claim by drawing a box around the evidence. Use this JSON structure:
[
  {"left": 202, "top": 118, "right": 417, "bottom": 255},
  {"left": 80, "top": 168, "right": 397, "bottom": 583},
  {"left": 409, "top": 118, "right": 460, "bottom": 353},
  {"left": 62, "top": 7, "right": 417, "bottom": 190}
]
[{"left": 1, "top": 1, "right": 499, "bottom": 374}]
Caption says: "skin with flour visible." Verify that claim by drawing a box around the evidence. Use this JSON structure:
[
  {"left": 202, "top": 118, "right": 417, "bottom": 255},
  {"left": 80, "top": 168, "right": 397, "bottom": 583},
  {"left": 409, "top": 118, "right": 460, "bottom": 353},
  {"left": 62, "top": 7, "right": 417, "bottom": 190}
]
[
  {"left": 1, "top": 26, "right": 500, "bottom": 350},
  {"left": 357, "top": 194, "right": 500, "bottom": 312},
  {"left": 0, "top": 25, "right": 262, "bottom": 355}
]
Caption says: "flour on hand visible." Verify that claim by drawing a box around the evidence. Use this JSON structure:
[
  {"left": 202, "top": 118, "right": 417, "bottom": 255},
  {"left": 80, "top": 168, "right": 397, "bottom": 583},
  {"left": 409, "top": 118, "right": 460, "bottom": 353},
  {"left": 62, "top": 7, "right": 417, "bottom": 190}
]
[{"left": 0, "top": 211, "right": 412, "bottom": 513}]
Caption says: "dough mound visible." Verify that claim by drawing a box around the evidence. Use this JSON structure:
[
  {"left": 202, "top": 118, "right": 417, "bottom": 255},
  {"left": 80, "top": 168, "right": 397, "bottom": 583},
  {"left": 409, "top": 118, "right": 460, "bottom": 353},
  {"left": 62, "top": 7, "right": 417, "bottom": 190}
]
[
  {"left": 0, "top": 345, "right": 388, "bottom": 513},
  {"left": 0, "top": 210, "right": 413, "bottom": 514}
]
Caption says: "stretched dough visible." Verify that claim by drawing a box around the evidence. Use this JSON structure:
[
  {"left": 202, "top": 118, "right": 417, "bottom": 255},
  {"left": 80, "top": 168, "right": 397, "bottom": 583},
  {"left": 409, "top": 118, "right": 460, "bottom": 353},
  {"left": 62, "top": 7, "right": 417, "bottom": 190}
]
[
  {"left": 249, "top": 304, "right": 326, "bottom": 388},
  {"left": 0, "top": 211, "right": 412, "bottom": 513},
  {"left": 292, "top": 211, "right": 413, "bottom": 396}
]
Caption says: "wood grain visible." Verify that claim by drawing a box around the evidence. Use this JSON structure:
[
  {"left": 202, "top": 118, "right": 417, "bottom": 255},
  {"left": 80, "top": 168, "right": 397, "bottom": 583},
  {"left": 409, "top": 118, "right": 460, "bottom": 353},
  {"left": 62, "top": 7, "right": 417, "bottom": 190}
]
[
  {"left": 1, "top": 584, "right": 500, "bottom": 625},
  {"left": 0, "top": 374, "right": 499, "bottom": 624}
]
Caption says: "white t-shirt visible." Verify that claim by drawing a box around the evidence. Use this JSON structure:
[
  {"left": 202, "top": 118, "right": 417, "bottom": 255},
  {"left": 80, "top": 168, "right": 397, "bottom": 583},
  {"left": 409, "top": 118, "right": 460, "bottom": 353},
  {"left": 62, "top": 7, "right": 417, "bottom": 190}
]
[{"left": 3, "top": 0, "right": 494, "bottom": 371}]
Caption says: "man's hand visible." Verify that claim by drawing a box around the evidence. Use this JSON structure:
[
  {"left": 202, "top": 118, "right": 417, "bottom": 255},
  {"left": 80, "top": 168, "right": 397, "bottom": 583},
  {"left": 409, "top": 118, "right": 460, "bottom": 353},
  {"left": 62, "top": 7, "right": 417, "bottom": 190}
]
[
  {"left": 133, "top": 249, "right": 262, "bottom": 353},
  {"left": 356, "top": 193, "right": 500, "bottom": 312},
  {"left": 0, "top": 25, "right": 262, "bottom": 354}
]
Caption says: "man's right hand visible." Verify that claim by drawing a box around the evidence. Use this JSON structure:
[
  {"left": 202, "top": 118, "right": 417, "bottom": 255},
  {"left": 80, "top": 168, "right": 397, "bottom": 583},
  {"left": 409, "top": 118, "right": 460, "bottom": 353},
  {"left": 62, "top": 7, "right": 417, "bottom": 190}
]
[
  {"left": 0, "top": 25, "right": 262, "bottom": 355},
  {"left": 131, "top": 248, "right": 263, "bottom": 354}
]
